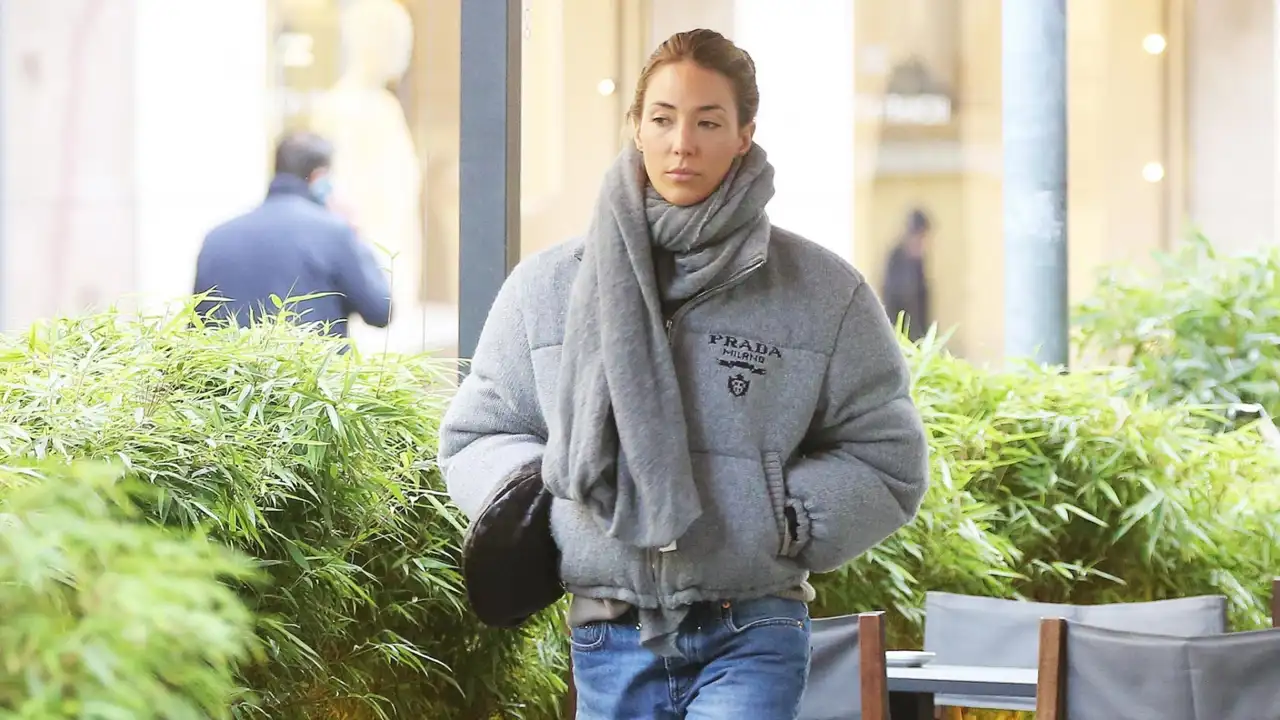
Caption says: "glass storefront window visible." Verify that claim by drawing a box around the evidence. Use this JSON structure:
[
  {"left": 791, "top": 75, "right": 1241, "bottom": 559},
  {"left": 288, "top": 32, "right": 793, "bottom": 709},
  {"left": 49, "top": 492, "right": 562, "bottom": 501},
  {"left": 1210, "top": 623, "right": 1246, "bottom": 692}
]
[
  {"left": 267, "top": 0, "right": 459, "bottom": 352},
  {"left": 258, "top": 0, "right": 1178, "bottom": 363},
  {"left": 264, "top": 0, "right": 640, "bottom": 355}
]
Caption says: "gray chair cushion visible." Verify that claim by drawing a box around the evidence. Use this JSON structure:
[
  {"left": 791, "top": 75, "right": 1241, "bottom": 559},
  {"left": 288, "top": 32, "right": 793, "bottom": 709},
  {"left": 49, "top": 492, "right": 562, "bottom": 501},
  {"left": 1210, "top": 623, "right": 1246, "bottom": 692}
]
[
  {"left": 923, "top": 591, "right": 1227, "bottom": 710},
  {"left": 798, "top": 614, "right": 863, "bottom": 720},
  {"left": 1064, "top": 623, "right": 1280, "bottom": 720}
]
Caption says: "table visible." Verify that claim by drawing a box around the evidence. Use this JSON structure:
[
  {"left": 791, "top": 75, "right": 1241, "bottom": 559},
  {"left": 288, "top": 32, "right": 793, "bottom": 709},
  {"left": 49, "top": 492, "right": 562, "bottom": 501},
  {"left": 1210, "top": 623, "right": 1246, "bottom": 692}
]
[{"left": 887, "top": 665, "right": 1039, "bottom": 720}]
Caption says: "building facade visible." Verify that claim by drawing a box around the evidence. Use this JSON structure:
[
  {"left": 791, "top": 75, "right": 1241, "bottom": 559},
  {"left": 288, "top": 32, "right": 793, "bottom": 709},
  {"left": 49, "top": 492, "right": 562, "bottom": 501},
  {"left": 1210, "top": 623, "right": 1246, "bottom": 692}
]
[{"left": 1, "top": 0, "right": 1276, "bottom": 363}]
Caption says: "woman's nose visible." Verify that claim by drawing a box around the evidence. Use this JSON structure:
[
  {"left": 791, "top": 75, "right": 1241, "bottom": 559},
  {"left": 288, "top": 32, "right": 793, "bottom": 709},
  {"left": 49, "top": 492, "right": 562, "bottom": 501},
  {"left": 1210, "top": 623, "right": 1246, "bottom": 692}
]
[{"left": 671, "top": 122, "right": 697, "bottom": 155}]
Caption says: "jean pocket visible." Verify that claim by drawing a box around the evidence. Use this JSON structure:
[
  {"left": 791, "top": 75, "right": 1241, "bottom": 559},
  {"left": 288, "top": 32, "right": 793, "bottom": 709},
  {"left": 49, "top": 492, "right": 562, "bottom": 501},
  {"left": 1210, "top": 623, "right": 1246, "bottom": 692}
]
[
  {"left": 569, "top": 621, "right": 608, "bottom": 652},
  {"left": 722, "top": 596, "right": 809, "bottom": 633}
]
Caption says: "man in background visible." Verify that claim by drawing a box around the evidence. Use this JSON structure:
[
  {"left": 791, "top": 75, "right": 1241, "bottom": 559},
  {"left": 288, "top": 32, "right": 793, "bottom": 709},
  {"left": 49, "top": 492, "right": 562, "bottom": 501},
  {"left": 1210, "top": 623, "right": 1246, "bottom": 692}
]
[
  {"left": 881, "top": 207, "right": 933, "bottom": 343},
  {"left": 194, "top": 132, "right": 391, "bottom": 338}
]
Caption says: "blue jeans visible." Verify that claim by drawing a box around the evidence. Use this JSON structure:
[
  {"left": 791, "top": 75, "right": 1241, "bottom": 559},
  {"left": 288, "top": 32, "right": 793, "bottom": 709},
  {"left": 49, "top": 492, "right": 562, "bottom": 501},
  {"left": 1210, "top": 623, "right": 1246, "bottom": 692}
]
[{"left": 570, "top": 596, "right": 811, "bottom": 719}]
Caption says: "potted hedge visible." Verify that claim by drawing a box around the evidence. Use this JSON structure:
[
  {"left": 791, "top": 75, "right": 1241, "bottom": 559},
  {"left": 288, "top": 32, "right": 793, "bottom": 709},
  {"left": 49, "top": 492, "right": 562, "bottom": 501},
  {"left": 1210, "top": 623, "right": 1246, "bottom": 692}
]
[
  {"left": 0, "top": 460, "right": 259, "bottom": 717},
  {"left": 0, "top": 304, "right": 566, "bottom": 719},
  {"left": 812, "top": 332, "right": 1280, "bottom": 645}
]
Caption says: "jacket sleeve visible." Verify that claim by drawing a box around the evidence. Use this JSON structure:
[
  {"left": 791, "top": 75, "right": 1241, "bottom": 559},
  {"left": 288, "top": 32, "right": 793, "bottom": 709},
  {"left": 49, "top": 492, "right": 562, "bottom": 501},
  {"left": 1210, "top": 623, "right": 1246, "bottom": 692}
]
[
  {"left": 333, "top": 228, "right": 393, "bottom": 328},
  {"left": 786, "top": 280, "right": 930, "bottom": 574},
  {"left": 437, "top": 265, "right": 548, "bottom": 520}
]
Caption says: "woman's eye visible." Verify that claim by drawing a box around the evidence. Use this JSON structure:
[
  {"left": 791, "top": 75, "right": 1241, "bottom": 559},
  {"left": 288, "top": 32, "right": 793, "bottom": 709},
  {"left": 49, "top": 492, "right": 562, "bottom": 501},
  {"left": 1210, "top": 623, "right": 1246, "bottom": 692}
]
[
  {"left": 651, "top": 116, "right": 671, "bottom": 127},
  {"left": 699, "top": 120, "right": 721, "bottom": 129}
]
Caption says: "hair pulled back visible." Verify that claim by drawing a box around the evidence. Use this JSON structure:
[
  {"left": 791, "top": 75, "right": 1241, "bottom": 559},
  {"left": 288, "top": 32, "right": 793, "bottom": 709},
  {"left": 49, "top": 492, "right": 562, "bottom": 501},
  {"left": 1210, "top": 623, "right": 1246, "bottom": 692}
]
[{"left": 628, "top": 29, "right": 759, "bottom": 128}]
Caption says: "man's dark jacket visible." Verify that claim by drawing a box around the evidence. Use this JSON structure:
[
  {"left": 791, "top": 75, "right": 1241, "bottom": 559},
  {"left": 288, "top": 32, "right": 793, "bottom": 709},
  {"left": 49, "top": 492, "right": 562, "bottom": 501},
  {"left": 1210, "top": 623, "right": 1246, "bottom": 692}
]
[
  {"left": 193, "top": 175, "right": 391, "bottom": 337},
  {"left": 881, "top": 242, "right": 929, "bottom": 342}
]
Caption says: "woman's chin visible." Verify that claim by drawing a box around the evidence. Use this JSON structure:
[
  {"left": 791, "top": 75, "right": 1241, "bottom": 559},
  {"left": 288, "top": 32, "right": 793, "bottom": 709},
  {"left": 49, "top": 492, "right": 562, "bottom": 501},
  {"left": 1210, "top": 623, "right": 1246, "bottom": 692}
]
[{"left": 651, "top": 182, "right": 715, "bottom": 207}]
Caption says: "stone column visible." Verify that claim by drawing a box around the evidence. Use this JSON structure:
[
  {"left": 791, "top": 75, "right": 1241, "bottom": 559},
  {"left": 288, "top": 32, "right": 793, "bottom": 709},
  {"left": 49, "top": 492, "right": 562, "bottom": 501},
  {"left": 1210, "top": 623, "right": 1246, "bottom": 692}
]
[
  {"left": 734, "top": 0, "right": 856, "bottom": 262},
  {"left": 133, "top": 0, "right": 271, "bottom": 313}
]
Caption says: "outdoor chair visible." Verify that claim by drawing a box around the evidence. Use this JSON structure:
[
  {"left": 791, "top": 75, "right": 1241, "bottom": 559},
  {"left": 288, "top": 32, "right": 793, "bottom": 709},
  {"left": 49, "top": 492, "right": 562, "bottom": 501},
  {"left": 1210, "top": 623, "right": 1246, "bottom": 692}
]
[
  {"left": 797, "top": 611, "right": 890, "bottom": 720},
  {"left": 922, "top": 591, "right": 1227, "bottom": 711},
  {"left": 1036, "top": 618, "right": 1280, "bottom": 719}
]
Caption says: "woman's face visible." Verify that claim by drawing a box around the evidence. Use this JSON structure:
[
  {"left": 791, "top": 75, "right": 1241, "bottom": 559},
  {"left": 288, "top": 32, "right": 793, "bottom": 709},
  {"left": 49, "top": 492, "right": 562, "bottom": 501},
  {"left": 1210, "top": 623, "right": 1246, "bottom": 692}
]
[{"left": 634, "top": 61, "right": 755, "bottom": 207}]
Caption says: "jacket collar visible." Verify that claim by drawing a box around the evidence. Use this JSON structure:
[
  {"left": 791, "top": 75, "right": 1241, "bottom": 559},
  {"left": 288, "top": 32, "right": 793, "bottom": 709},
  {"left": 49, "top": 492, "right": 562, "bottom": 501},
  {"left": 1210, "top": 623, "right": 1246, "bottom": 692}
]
[{"left": 266, "top": 174, "right": 322, "bottom": 204}]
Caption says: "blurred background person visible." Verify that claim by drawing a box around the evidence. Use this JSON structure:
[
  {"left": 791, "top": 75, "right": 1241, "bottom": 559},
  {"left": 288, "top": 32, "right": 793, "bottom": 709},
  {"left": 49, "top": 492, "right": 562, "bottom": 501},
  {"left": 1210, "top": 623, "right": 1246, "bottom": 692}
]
[
  {"left": 881, "top": 207, "right": 933, "bottom": 343},
  {"left": 192, "top": 131, "right": 391, "bottom": 338}
]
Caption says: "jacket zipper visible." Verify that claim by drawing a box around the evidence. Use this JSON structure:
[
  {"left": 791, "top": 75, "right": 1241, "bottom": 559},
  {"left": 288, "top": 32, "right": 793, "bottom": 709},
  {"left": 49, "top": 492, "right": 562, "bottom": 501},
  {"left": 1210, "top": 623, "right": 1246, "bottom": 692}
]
[
  {"left": 649, "top": 256, "right": 766, "bottom": 608},
  {"left": 662, "top": 257, "right": 766, "bottom": 337}
]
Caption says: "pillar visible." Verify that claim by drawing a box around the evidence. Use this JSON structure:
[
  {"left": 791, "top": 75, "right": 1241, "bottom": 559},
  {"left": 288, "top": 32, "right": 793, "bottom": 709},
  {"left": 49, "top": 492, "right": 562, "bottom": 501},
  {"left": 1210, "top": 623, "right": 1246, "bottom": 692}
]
[
  {"left": 733, "top": 0, "right": 857, "bottom": 262},
  {"left": 1002, "top": 0, "right": 1068, "bottom": 365},
  {"left": 133, "top": 0, "right": 271, "bottom": 313}
]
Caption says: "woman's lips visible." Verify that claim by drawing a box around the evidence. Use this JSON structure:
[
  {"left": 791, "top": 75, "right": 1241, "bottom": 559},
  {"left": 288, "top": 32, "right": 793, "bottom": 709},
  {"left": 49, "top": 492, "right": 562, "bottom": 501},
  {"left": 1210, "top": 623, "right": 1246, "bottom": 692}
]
[{"left": 666, "top": 169, "right": 698, "bottom": 181}]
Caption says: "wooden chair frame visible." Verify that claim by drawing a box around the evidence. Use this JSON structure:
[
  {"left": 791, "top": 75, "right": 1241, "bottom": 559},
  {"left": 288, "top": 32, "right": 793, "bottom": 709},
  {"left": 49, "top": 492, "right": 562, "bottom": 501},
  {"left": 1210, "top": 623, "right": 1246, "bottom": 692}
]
[
  {"left": 858, "top": 611, "right": 890, "bottom": 720},
  {"left": 1034, "top": 617, "right": 1068, "bottom": 720},
  {"left": 1271, "top": 577, "right": 1278, "bottom": 629}
]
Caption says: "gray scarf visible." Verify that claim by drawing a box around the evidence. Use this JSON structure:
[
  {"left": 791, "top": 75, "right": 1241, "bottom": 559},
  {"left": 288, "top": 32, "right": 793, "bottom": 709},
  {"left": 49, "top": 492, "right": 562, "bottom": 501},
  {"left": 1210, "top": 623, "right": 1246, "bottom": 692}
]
[{"left": 543, "top": 142, "right": 775, "bottom": 654}]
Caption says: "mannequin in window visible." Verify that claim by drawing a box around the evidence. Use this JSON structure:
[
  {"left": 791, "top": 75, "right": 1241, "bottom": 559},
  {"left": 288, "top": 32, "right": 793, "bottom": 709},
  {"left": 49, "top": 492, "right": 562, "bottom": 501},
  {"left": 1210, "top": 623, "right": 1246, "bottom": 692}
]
[{"left": 311, "top": 0, "right": 422, "bottom": 336}]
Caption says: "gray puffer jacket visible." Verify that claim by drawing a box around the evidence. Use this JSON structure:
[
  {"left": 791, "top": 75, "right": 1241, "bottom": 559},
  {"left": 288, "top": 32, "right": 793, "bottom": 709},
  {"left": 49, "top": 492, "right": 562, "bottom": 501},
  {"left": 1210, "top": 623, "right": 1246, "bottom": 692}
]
[{"left": 439, "top": 227, "right": 929, "bottom": 610}]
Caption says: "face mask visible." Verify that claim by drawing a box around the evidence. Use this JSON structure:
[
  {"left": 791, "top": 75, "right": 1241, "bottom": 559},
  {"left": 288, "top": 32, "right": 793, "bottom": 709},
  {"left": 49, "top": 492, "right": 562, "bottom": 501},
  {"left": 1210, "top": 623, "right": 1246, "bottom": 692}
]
[{"left": 309, "top": 175, "right": 334, "bottom": 205}]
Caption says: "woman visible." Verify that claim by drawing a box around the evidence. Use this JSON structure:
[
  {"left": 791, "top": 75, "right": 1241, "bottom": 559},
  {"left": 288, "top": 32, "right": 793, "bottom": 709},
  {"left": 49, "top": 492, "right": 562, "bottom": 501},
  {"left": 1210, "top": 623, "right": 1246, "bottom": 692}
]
[{"left": 440, "top": 29, "right": 929, "bottom": 719}]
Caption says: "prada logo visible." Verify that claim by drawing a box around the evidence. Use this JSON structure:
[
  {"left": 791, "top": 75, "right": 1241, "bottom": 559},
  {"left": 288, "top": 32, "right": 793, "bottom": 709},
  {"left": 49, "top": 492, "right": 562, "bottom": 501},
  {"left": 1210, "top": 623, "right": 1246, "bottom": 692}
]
[{"left": 708, "top": 334, "right": 784, "bottom": 395}]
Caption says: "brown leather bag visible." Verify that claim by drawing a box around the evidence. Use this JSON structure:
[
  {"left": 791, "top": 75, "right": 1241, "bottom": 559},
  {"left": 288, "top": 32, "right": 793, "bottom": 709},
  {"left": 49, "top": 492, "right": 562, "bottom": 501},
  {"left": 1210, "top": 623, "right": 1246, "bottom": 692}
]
[{"left": 461, "top": 460, "right": 565, "bottom": 627}]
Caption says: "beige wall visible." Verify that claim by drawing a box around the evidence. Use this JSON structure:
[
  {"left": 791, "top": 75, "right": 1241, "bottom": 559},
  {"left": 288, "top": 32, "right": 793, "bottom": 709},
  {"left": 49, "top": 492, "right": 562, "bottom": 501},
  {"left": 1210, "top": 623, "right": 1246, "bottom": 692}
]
[
  {"left": 0, "top": 0, "right": 269, "bottom": 333},
  {"left": 1188, "top": 0, "right": 1277, "bottom": 252},
  {"left": 1, "top": 0, "right": 138, "bottom": 331},
  {"left": 649, "top": 0, "right": 733, "bottom": 48},
  {"left": 412, "top": 0, "right": 462, "bottom": 304},
  {"left": 519, "top": 0, "right": 633, "bottom": 258}
]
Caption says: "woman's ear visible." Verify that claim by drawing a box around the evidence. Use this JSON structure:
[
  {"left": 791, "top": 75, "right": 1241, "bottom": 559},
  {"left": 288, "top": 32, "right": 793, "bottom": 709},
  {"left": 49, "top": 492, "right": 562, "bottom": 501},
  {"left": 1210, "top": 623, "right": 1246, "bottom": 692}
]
[{"left": 737, "top": 121, "right": 756, "bottom": 156}]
